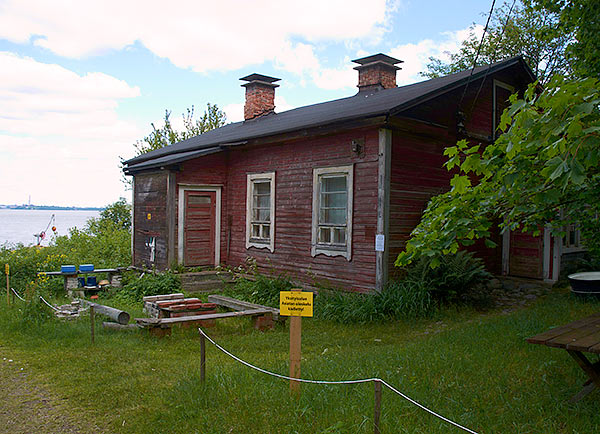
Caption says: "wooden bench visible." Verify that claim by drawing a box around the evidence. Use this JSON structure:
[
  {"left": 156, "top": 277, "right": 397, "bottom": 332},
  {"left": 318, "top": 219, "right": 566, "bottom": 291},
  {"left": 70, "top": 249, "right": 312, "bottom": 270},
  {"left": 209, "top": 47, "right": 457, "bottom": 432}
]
[{"left": 527, "top": 312, "right": 600, "bottom": 402}]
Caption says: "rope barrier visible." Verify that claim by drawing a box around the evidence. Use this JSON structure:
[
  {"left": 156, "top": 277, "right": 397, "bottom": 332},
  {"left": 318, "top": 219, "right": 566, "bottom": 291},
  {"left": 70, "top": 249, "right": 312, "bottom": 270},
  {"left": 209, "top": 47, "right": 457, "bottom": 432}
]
[
  {"left": 10, "top": 288, "right": 26, "bottom": 302},
  {"left": 11, "top": 288, "right": 89, "bottom": 314},
  {"left": 39, "top": 295, "right": 60, "bottom": 312},
  {"left": 198, "top": 328, "right": 479, "bottom": 434}
]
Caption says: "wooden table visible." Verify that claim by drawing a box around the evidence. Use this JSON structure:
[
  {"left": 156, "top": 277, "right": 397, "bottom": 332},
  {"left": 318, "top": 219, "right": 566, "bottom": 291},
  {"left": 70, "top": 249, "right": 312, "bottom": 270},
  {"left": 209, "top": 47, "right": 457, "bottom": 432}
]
[
  {"left": 527, "top": 313, "right": 600, "bottom": 402},
  {"left": 40, "top": 268, "right": 123, "bottom": 296}
]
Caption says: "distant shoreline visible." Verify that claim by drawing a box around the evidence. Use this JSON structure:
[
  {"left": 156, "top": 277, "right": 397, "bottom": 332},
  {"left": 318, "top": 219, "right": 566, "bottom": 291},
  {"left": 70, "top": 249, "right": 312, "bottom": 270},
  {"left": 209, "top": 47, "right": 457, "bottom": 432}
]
[{"left": 0, "top": 205, "right": 104, "bottom": 211}]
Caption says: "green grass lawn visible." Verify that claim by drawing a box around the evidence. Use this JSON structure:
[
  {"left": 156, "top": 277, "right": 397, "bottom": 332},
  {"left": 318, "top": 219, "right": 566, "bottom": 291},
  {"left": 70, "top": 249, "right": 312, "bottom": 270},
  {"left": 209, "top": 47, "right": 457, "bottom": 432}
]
[{"left": 1, "top": 288, "right": 599, "bottom": 433}]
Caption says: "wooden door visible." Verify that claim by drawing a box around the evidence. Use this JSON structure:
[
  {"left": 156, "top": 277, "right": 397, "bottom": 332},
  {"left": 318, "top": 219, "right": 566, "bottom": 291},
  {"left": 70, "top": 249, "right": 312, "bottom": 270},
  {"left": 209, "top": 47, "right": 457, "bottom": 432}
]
[
  {"left": 508, "top": 230, "right": 543, "bottom": 279},
  {"left": 184, "top": 191, "right": 216, "bottom": 266}
]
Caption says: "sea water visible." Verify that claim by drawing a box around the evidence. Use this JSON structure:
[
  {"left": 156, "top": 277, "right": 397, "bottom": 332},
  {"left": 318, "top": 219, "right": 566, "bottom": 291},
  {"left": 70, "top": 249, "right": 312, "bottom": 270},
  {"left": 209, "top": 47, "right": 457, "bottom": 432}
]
[{"left": 0, "top": 209, "right": 100, "bottom": 247}]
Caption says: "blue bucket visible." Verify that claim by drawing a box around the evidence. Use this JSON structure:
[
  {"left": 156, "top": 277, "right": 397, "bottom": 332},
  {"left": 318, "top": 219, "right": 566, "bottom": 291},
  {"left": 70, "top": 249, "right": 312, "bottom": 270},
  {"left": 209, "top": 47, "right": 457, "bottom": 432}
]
[
  {"left": 78, "top": 277, "right": 86, "bottom": 287},
  {"left": 87, "top": 276, "right": 97, "bottom": 287}
]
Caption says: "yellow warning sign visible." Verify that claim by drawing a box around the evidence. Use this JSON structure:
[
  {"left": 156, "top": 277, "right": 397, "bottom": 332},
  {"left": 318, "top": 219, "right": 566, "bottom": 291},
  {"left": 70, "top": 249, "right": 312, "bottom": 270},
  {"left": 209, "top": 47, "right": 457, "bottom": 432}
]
[{"left": 280, "top": 291, "right": 313, "bottom": 317}]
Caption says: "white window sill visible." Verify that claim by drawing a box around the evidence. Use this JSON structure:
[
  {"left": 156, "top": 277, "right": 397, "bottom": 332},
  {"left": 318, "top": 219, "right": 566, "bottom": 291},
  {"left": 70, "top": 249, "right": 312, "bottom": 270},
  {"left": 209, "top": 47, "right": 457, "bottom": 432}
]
[
  {"left": 311, "top": 245, "right": 350, "bottom": 260},
  {"left": 246, "top": 240, "right": 274, "bottom": 253}
]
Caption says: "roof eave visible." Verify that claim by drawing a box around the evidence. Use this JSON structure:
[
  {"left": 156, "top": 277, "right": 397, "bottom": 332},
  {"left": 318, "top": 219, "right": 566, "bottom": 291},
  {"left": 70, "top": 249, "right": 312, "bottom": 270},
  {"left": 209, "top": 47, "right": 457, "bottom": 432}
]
[{"left": 389, "top": 56, "right": 534, "bottom": 116}]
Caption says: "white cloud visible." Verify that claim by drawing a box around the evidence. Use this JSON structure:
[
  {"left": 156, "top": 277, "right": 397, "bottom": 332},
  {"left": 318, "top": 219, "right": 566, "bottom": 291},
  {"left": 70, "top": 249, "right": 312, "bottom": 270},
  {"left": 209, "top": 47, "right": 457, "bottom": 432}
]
[
  {"left": 390, "top": 25, "right": 483, "bottom": 85},
  {"left": 0, "top": 0, "right": 391, "bottom": 74},
  {"left": 0, "top": 52, "right": 142, "bottom": 206}
]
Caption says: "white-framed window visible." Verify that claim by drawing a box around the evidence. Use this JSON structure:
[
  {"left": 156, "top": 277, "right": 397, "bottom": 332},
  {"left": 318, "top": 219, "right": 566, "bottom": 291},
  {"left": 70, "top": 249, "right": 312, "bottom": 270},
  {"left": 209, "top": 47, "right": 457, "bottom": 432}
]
[
  {"left": 493, "top": 79, "right": 515, "bottom": 139},
  {"left": 311, "top": 165, "right": 353, "bottom": 260},
  {"left": 246, "top": 172, "right": 275, "bottom": 252}
]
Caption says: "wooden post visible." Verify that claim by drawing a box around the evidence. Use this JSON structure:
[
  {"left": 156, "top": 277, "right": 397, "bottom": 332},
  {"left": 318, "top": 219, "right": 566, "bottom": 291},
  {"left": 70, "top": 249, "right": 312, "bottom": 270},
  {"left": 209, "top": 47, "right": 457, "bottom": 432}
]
[
  {"left": 90, "top": 306, "right": 95, "bottom": 344},
  {"left": 289, "top": 288, "right": 302, "bottom": 397},
  {"left": 5, "top": 264, "right": 9, "bottom": 306},
  {"left": 374, "top": 379, "right": 382, "bottom": 434},
  {"left": 200, "top": 332, "right": 206, "bottom": 383}
]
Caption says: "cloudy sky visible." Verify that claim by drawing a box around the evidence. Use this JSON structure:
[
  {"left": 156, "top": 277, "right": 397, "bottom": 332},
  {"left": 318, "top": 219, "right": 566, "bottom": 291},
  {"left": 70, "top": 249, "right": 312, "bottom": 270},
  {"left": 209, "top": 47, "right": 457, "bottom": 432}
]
[{"left": 0, "top": 0, "right": 490, "bottom": 207}]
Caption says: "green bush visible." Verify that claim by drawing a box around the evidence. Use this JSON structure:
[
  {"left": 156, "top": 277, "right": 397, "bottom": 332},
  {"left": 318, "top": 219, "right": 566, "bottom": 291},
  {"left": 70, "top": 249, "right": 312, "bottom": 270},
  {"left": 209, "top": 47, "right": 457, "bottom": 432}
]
[
  {"left": 405, "top": 250, "right": 491, "bottom": 303},
  {"left": 112, "top": 271, "right": 181, "bottom": 303},
  {"left": 223, "top": 274, "right": 293, "bottom": 308},
  {"left": 315, "top": 280, "right": 433, "bottom": 324}
]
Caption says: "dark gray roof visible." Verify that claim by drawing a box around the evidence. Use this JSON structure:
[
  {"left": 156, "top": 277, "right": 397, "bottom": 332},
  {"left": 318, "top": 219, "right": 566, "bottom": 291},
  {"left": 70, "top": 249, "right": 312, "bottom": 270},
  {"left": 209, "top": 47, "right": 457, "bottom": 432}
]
[
  {"left": 124, "top": 56, "right": 533, "bottom": 173},
  {"left": 240, "top": 73, "right": 281, "bottom": 83},
  {"left": 352, "top": 53, "right": 403, "bottom": 66}
]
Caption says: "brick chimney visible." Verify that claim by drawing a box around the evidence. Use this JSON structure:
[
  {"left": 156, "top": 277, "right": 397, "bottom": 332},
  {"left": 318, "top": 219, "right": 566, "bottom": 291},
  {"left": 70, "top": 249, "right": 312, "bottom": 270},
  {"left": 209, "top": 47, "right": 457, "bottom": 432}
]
[
  {"left": 352, "top": 54, "right": 403, "bottom": 92},
  {"left": 240, "top": 73, "right": 281, "bottom": 120}
]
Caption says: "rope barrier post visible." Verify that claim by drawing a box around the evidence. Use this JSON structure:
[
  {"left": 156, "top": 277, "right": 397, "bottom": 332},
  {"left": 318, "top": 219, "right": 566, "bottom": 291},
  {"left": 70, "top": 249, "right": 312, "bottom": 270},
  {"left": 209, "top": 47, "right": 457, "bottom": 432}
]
[
  {"left": 374, "top": 379, "right": 382, "bottom": 434},
  {"left": 200, "top": 331, "right": 206, "bottom": 383},
  {"left": 289, "top": 288, "right": 302, "bottom": 398},
  {"left": 90, "top": 305, "right": 95, "bottom": 344},
  {"left": 5, "top": 264, "right": 9, "bottom": 306}
]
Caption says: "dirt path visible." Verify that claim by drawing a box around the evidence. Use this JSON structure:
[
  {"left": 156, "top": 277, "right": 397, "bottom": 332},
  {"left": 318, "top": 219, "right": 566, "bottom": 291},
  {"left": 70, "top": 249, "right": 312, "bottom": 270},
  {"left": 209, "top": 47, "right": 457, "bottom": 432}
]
[{"left": 0, "top": 352, "right": 99, "bottom": 434}]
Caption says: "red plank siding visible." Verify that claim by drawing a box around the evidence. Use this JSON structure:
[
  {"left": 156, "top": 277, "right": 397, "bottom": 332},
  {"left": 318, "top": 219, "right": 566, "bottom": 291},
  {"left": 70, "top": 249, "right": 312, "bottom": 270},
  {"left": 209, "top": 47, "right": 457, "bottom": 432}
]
[{"left": 177, "top": 127, "right": 380, "bottom": 292}]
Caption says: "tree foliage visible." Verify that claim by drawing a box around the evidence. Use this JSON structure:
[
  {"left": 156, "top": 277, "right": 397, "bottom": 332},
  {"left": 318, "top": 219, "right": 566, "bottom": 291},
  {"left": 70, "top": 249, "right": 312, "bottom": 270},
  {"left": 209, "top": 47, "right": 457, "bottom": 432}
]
[
  {"left": 534, "top": 0, "right": 600, "bottom": 78},
  {"left": 423, "top": 1, "right": 574, "bottom": 84},
  {"left": 396, "top": 75, "right": 600, "bottom": 267},
  {"left": 133, "top": 103, "right": 226, "bottom": 156},
  {"left": 86, "top": 197, "right": 131, "bottom": 233}
]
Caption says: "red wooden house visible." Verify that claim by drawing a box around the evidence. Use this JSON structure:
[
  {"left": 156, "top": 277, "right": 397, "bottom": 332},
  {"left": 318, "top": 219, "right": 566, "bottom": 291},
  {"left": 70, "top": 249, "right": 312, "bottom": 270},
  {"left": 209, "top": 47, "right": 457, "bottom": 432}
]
[{"left": 123, "top": 54, "right": 566, "bottom": 292}]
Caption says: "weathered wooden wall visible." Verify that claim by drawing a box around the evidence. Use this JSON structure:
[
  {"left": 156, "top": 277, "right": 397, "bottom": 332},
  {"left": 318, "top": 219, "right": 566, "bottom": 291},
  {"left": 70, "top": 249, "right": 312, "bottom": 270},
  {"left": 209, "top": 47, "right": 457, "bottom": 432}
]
[
  {"left": 133, "top": 172, "right": 168, "bottom": 269},
  {"left": 178, "top": 127, "right": 379, "bottom": 292},
  {"left": 386, "top": 65, "right": 531, "bottom": 276}
]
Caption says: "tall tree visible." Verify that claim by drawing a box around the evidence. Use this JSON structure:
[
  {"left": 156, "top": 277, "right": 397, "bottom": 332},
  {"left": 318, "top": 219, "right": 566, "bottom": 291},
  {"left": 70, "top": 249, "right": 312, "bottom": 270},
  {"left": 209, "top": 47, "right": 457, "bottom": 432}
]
[
  {"left": 533, "top": 0, "right": 600, "bottom": 78},
  {"left": 424, "top": 1, "right": 574, "bottom": 83},
  {"left": 133, "top": 103, "right": 226, "bottom": 156}
]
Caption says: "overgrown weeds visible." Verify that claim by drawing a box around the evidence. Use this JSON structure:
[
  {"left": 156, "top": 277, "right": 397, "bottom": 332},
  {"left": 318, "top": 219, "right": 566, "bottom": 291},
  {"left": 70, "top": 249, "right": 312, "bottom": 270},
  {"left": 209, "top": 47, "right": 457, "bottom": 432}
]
[
  {"left": 108, "top": 270, "right": 181, "bottom": 303},
  {"left": 223, "top": 274, "right": 294, "bottom": 307},
  {"left": 316, "top": 280, "right": 434, "bottom": 323}
]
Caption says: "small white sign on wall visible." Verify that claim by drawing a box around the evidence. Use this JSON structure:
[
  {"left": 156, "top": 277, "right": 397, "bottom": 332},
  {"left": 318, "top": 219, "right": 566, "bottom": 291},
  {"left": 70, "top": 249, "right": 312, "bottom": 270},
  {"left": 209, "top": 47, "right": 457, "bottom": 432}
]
[{"left": 375, "top": 234, "right": 385, "bottom": 252}]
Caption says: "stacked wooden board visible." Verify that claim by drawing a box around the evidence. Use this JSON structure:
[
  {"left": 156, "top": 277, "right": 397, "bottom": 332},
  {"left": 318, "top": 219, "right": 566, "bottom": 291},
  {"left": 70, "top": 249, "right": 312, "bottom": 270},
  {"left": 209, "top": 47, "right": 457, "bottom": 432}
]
[{"left": 137, "top": 293, "right": 281, "bottom": 336}]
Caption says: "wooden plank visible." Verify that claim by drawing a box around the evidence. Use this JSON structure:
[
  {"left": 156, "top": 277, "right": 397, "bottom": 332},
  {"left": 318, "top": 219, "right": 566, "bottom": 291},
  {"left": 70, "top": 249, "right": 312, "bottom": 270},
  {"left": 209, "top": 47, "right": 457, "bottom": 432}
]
[
  {"left": 207, "top": 294, "right": 281, "bottom": 320},
  {"left": 566, "top": 329, "right": 600, "bottom": 353},
  {"left": 527, "top": 323, "right": 585, "bottom": 345},
  {"left": 375, "top": 128, "right": 391, "bottom": 292},
  {"left": 156, "top": 298, "right": 201, "bottom": 307},
  {"left": 526, "top": 314, "right": 600, "bottom": 345},
  {"left": 589, "top": 342, "right": 600, "bottom": 354},
  {"left": 143, "top": 293, "right": 184, "bottom": 302},
  {"left": 166, "top": 170, "right": 177, "bottom": 266},
  {"left": 546, "top": 319, "right": 600, "bottom": 349},
  {"left": 135, "top": 308, "right": 270, "bottom": 326}
]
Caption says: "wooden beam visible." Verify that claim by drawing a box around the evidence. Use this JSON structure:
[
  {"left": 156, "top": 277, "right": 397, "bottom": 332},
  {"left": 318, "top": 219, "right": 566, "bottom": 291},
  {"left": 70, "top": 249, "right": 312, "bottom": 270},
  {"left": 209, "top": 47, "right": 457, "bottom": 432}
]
[
  {"left": 376, "top": 128, "right": 392, "bottom": 292},
  {"left": 135, "top": 308, "right": 271, "bottom": 326},
  {"left": 207, "top": 294, "right": 281, "bottom": 320},
  {"left": 166, "top": 170, "right": 177, "bottom": 267}
]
